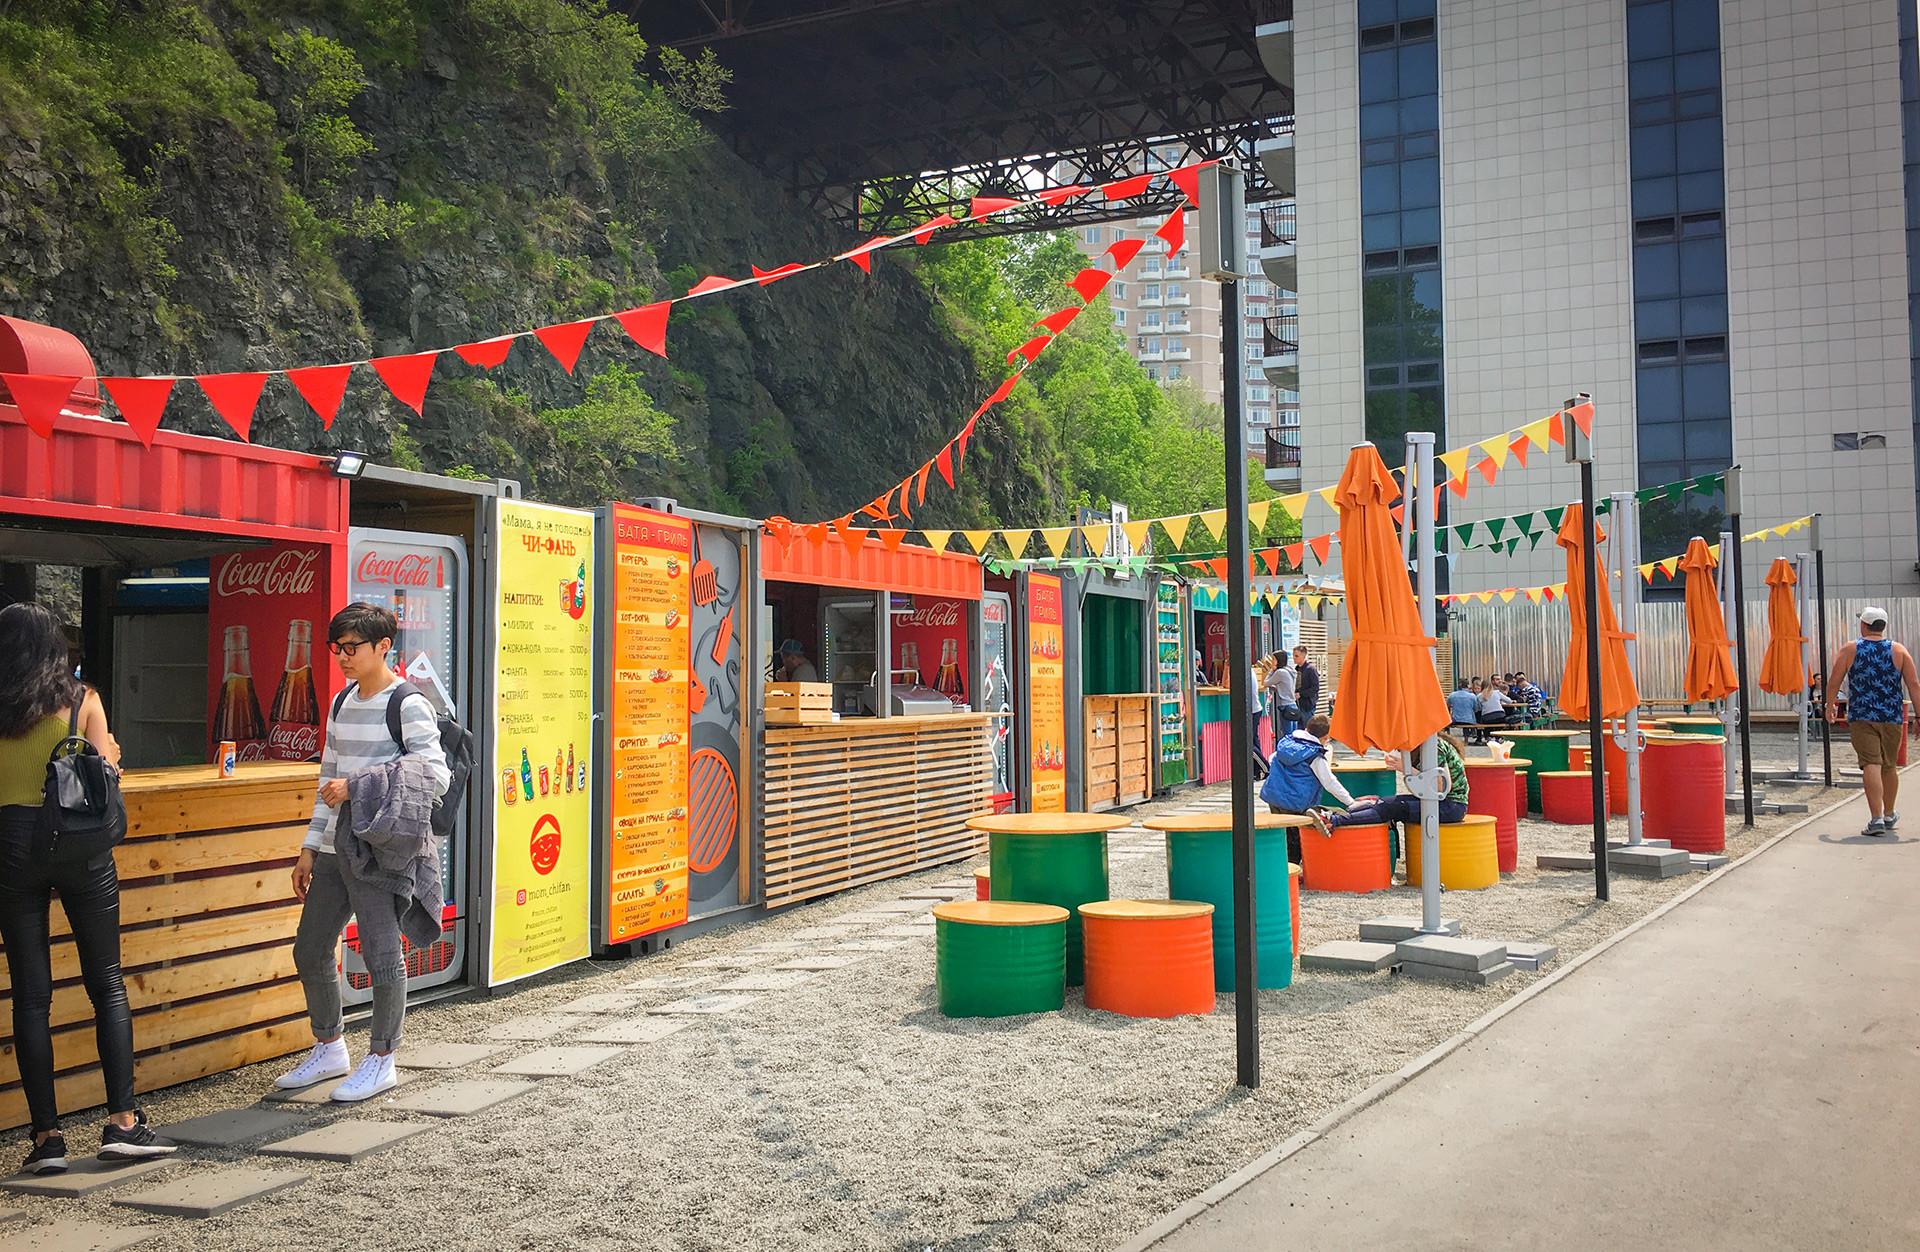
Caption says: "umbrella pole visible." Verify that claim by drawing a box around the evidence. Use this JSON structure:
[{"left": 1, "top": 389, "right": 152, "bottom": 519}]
[
  {"left": 1408, "top": 429, "right": 1443, "bottom": 934},
  {"left": 1813, "top": 515, "right": 1833, "bottom": 787},
  {"left": 1579, "top": 457, "right": 1609, "bottom": 901},
  {"left": 1795, "top": 551, "right": 1811, "bottom": 778},
  {"left": 1721, "top": 528, "right": 1738, "bottom": 801},
  {"left": 1729, "top": 465, "right": 1756, "bottom": 827},
  {"left": 1615, "top": 491, "right": 1644, "bottom": 845}
]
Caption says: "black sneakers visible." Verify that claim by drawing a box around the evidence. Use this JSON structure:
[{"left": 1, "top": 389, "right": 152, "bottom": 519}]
[
  {"left": 21, "top": 1134, "right": 66, "bottom": 1175},
  {"left": 97, "top": 1111, "right": 177, "bottom": 1161}
]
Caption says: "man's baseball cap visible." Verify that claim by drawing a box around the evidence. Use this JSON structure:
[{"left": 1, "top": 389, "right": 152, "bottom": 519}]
[{"left": 1860, "top": 607, "right": 1890, "bottom": 630}]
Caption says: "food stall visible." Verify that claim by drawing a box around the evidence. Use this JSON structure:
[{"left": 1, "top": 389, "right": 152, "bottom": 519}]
[
  {"left": 1066, "top": 568, "right": 1157, "bottom": 811},
  {"left": 1189, "top": 582, "right": 1281, "bottom": 783},
  {"left": 1154, "top": 577, "right": 1190, "bottom": 790},
  {"left": 756, "top": 534, "right": 999, "bottom": 906}
]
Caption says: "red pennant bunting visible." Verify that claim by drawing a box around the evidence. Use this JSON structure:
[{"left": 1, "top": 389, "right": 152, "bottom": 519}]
[
  {"left": 369, "top": 350, "right": 438, "bottom": 416},
  {"left": 1166, "top": 160, "right": 1216, "bottom": 206},
  {"left": 912, "top": 213, "right": 956, "bottom": 245},
  {"left": 751, "top": 263, "right": 806, "bottom": 285},
  {"left": 1008, "top": 334, "right": 1053, "bottom": 365},
  {"left": 1067, "top": 268, "right": 1114, "bottom": 303},
  {"left": 534, "top": 318, "right": 597, "bottom": 374},
  {"left": 285, "top": 363, "right": 353, "bottom": 430},
  {"left": 986, "top": 371, "right": 1022, "bottom": 406},
  {"left": 878, "top": 528, "right": 908, "bottom": 554},
  {"left": 898, "top": 477, "right": 913, "bottom": 522},
  {"left": 836, "top": 517, "right": 867, "bottom": 556},
  {"left": 1542, "top": 586, "right": 1557, "bottom": 603},
  {"left": 197, "top": 371, "right": 268, "bottom": 441},
  {"left": 914, "top": 461, "right": 932, "bottom": 505},
  {"left": 1509, "top": 435, "right": 1530, "bottom": 467},
  {"left": 100, "top": 376, "right": 174, "bottom": 446},
  {"left": 954, "top": 415, "right": 978, "bottom": 471},
  {"left": 1037, "top": 184, "right": 1092, "bottom": 207},
  {"left": 1308, "top": 533, "right": 1332, "bottom": 564},
  {"left": 1548, "top": 410, "right": 1565, "bottom": 444},
  {"left": 1285, "top": 542, "right": 1303, "bottom": 567},
  {"left": 687, "top": 275, "right": 741, "bottom": 296},
  {"left": 764, "top": 517, "right": 795, "bottom": 552},
  {"left": 839, "top": 237, "right": 888, "bottom": 272},
  {"left": 1155, "top": 210, "right": 1185, "bottom": 253},
  {"left": 1476, "top": 456, "right": 1498, "bottom": 485},
  {"left": 969, "top": 196, "right": 1020, "bottom": 219},
  {"left": 859, "top": 494, "right": 893, "bottom": 521},
  {"left": 804, "top": 523, "right": 827, "bottom": 547},
  {"left": 613, "top": 303, "right": 670, "bottom": 358},
  {"left": 1449, "top": 473, "right": 1470, "bottom": 498},
  {"left": 1569, "top": 400, "right": 1595, "bottom": 436},
  {"left": 1390, "top": 503, "right": 1405, "bottom": 525},
  {"left": 1034, "top": 307, "right": 1081, "bottom": 334},
  {"left": 935, "top": 444, "right": 954, "bottom": 487},
  {"left": 1101, "top": 172, "right": 1154, "bottom": 201},
  {"left": 1105, "top": 238, "right": 1145, "bottom": 269},
  {"left": 454, "top": 335, "right": 516, "bottom": 368},
  {"left": 1, "top": 372, "right": 79, "bottom": 438}
]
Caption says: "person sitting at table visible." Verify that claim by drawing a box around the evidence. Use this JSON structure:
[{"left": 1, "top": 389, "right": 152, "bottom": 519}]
[
  {"left": 1478, "top": 679, "right": 1525, "bottom": 727},
  {"left": 1311, "top": 733, "right": 1470, "bottom": 837},
  {"left": 776, "top": 639, "right": 819, "bottom": 683},
  {"left": 1260, "top": 714, "right": 1355, "bottom": 860}
]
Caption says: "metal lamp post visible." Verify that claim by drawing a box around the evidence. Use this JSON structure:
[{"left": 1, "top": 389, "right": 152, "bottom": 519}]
[{"left": 1566, "top": 396, "right": 1608, "bottom": 901}]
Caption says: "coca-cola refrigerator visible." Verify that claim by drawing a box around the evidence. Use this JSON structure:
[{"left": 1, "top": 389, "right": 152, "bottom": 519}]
[{"left": 342, "top": 526, "right": 470, "bottom": 998}]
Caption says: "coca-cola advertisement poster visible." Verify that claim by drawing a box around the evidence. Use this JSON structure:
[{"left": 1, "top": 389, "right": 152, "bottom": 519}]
[
  {"left": 890, "top": 597, "right": 969, "bottom": 708},
  {"left": 348, "top": 530, "right": 461, "bottom": 719},
  {"left": 208, "top": 541, "right": 336, "bottom": 764}
]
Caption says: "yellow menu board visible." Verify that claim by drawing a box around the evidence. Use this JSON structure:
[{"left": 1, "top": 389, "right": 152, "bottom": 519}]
[
  {"left": 1028, "top": 572, "right": 1067, "bottom": 813},
  {"left": 489, "top": 499, "right": 595, "bottom": 985},
  {"left": 606, "top": 503, "right": 693, "bottom": 942}
]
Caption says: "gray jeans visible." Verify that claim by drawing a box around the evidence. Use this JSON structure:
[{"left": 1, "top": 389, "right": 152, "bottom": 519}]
[{"left": 293, "top": 852, "right": 406, "bottom": 1053}]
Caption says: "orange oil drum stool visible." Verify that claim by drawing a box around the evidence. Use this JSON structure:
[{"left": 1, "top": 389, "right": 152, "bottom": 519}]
[
  {"left": 1079, "top": 900, "right": 1216, "bottom": 1018},
  {"left": 1539, "top": 770, "right": 1595, "bottom": 825},
  {"left": 1463, "top": 760, "right": 1519, "bottom": 873},
  {"left": 1298, "top": 822, "right": 1391, "bottom": 892},
  {"left": 973, "top": 867, "right": 990, "bottom": 901},
  {"left": 1642, "top": 733, "right": 1727, "bottom": 852},
  {"left": 1404, "top": 815, "right": 1499, "bottom": 890},
  {"left": 1288, "top": 863, "right": 1302, "bottom": 955}
]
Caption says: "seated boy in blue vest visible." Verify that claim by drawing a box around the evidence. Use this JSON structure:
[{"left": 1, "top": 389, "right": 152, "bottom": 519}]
[{"left": 1261, "top": 714, "right": 1358, "bottom": 857}]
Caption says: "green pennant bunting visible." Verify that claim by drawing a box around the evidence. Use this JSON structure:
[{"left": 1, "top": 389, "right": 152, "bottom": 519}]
[
  {"left": 1594, "top": 498, "right": 1611, "bottom": 515},
  {"left": 1517, "top": 512, "right": 1539, "bottom": 534},
  {"left": 1543, "top": 506, "right": 1566, "bottom": 530},
  {"left": 1486, "top": 517, "right": 1506, "bottom": 542},
  {"left": 1636, "top": 485, "right": 1661, "bottom": 503},
  {"left": 1529, "top": 531, "right": 1545, "bottom": 549},
  {"left": 1665, "top": 481, "right": 1685, "bottom": 502},
  {"left": 1506, "top": 537, "right": 1522, "bottom": 555},
  {"left": 1454, "top": 523, "right": 1475, "bottom": 548},
  {"left": 1691, "top": 472, "right": 1723, "bottom": 494}
]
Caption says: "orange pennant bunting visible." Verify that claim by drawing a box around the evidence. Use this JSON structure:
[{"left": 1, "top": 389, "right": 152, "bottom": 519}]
[
  {"left": 613, "top": 303, "right": 670, "bottom": 357},
  {"left": 533, "top": 318, "right": 597, "bottom": 374}
]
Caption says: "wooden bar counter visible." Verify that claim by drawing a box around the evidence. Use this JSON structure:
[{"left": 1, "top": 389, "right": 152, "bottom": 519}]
[
  {"left": 0, "top": 762, "right": 319, "bottom": 1130},
  {"left": 762, "top": 713, "right": 999, "bottom": 908}
]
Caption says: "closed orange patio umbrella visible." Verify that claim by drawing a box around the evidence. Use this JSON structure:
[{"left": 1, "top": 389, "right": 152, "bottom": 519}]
[
  {"left": 1556, "top": 504, "right": 1639, "bottom": 721},
  {"left": 1757, "top": 557, "right": 1807, "bottom": 695},
  {"left": 1681, "top": 537, "right": 1738, "bottom": 704},
  {"left": 1328, "top": 442, "right": 1450, "bottom": 755}
]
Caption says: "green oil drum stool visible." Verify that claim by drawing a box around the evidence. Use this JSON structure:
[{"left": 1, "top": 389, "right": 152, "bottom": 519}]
[
  {"left": 967, "top": 812, "right": 1129, "bottom": 985},
  {"left": 931, "top": 901, "right": 1070, "bottom": 1018},
  {"left": 1143, "top": 811, "right": 1312, "bottom": 992}
]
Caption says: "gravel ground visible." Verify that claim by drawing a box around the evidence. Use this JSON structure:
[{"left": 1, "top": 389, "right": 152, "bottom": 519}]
[{"left": 11, "top": 729, "right": 1866, "bottom": 1251}]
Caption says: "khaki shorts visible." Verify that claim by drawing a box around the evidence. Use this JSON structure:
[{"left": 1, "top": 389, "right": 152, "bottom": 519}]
[{"left": 1849, "top": 720, "right": 1903, "bottom": 767}]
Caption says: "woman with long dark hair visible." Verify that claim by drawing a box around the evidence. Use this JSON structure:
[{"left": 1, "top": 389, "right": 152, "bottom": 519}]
[{"left": 0, "top": 603, "right": 174, "bottom": 1174}]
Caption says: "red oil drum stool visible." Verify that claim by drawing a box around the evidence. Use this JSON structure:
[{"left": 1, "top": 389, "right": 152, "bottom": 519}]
[
  {"left": 1539, "top": 770, "right": 1595, "bottom": 825},
  {"left": 1463, "top": 759, "right": 1519, "bottom": 873},
  {"left": 1642, "top": 733, "right": 1727, "bottom": 852}
]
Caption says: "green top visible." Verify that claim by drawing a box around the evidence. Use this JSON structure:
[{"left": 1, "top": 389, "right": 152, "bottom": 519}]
[
  {"left": 0, "top": 714, "right": 65, "bottom": 808},
  {"left": 1438, "top": 739, "right": 1468, "bottom": 805}
]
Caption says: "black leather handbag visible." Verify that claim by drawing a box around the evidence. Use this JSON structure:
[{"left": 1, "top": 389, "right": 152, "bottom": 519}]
[{"left": 36, "top": 704, "right": 127, "bottom": 865}]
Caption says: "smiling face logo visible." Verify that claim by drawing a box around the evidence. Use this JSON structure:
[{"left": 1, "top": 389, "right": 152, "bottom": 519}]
[{"left": 529, "top": 812, "right": 562, "bottom": 875}]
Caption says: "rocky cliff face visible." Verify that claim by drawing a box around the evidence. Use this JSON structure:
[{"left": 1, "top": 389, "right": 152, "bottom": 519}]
[{"left": 0, "top": 4, "right": 997, "bottom": 525}]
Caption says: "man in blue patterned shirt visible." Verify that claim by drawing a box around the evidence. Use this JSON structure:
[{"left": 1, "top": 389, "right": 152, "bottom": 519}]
[{"left": 1825, "top": 607, "right": 1920, "bottom": 836}]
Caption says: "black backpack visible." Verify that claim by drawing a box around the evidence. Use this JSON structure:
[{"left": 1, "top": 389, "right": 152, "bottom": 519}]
[{"left": 329, "top": 680, "right": 474, "bottom": 838}]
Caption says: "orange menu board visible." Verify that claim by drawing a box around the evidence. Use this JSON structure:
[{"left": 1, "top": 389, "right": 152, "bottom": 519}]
[
  {"left": 606, "top": 503, "right": 694, "bottom": 942},
  {"left": 1027, "top": 572, "right": 1067, "bottom": 812}
]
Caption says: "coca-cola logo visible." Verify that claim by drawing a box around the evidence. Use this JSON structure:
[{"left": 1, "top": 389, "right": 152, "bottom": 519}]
[
  {"left": 901, "top": 600, "right": 962, "bottom": 628},
  {"left": 216, "top": 548, "right": 320, "bottom": 598},
  {"left": 355, "top": 550, "right": 437, "bottom": 587},
  {"left": 268, "top": 724, "right": 321, "bottom": 760}
]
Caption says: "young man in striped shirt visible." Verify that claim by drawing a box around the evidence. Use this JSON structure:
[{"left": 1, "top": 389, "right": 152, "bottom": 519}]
[{"left": 277, "top": 602, "right": 449, "bottom": 1101}]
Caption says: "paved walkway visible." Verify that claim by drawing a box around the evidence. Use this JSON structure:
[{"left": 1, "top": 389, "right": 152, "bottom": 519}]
[{"left": 1144, "top": 790, "right": 1920, "bottom": 1251}]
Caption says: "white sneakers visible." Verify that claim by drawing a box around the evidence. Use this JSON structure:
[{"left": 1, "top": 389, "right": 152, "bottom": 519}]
[
  {"left": 329, "top": 1052, "right": 397, "bottom": 1103},
  {"left": 275, "top": 1038, "right": 350, "bottom": 1090}
]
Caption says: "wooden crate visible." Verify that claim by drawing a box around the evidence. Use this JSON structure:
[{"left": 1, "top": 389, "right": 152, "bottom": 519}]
[
  {"left": 0, "top": 762, "right": 318, "bottom": 1131},
  {"left": 765, "top": 682, "right": 833, "bottom": 725},
  {"left": 1084, "top": 694, "right": 1155, "bottom": 812}
]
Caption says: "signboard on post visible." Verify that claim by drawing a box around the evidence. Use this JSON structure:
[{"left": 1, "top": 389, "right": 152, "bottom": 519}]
[
  {"left": 605, "top": 503, "right": 694, "bottom": 944},
  {"left": 208, "top": 541, "right": 334, "bottom": 765},
  {"left": 488, "top": 499, "right": 596, "bottom": 985},
  {"left": 1028, "top": 572, "right": 1067, "bottom": 812}
]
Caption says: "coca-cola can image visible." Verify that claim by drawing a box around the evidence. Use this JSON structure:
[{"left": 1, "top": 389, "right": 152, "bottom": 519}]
[{"left": 218, "top": 741, "right": 237, "bottom": 778}]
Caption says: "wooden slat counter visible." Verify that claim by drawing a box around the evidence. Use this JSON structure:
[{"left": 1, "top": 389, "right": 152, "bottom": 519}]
[
  {"left": 0, "top": 762, "right": 318, "bottom": 1130},
  {"left": 762, "top": 714, "right": 998, "bottom": 908}
]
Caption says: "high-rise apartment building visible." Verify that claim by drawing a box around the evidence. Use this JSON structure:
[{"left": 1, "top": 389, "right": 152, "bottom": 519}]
[{"left": 1285, "top": 0, "right": 1919, "bottom": 597}]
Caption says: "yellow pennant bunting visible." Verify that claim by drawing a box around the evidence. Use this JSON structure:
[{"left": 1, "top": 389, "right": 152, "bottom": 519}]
[
  {"left": 1480, "top": 437, "right": 1510, "bottom": 470},
  {"left": 1524, "top": 588, "right": 1542, "bottom": 603},
  {"left": 1438, "top": 447, "right": 1471, "bottom": 482},
  {"left": 1038, "top": 527, "right": 1072, "bottom": 558},
  {"left": 1307, "top": 595, "right": 1324, "bottom": 611},
  {"left": 1081, "top": 523, "right": 1111, "bottom": 555},
  {"left": 1247, "top": 499, "right": 1273, "bottom": 532},
  {"left": 960, "top": 529, "right": 996, "bottom": 555},
  {"left": 1522, "top": 418, "right": 1554, "bottom": 450},
  {"left": 919, "top": 529, "right": 953, "bottom": 552},
  {"left": 1196, "top": 509, "right": 1227, "bottom": 542},
  {"left": 1121, "top": 520, "right": 1153, "bottom": 551},
  {"left": 1708, "top": 543, "right": 1721, "bottom": 562},
  {"left": 1316, "top": 486, "right": 1338, "bottom": 511},
  {"left": 1278, "top": 493, "right": 1307, "bottom": 521},
  {"left": 1499, "top": 589, "right": 1517, "bottom": 603},
  {"left": 1659, "top": 556, "right": 1680, "bottom": 579}
]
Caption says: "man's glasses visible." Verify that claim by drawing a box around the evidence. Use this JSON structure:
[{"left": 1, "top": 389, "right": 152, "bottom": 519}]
[{"left": 328, "top": 639, "right": 370, "bottom": 657}]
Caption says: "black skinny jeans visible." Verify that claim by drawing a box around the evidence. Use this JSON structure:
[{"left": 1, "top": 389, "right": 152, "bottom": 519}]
[{"left": 0, "top": 805, "right": 135, "bottom": 1132}]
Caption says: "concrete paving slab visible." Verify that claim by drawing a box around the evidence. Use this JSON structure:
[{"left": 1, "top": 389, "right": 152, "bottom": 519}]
[
  {"left": 393, "top": 1042, "right": 504, "bottom": 1070},
  {"left": 1300, "top": 941, "right": 1399, "bottom": 973},
  {"left": 743, "top": 942, "right": 810, "bottom": 953},
  {"left": 491, "top": 1046, "right": 625, "bottom": 1078},
  {"left": 577, "top": 1017, "right": 690, "bottom": 1045},
  {"left": 1358, "top": 915, "right": 1459, "bottom": 942},
  {"left": 1607, "top": 845, "right": 1691, "bottom": 878},
  {"left": 556, "top": 992, "right": 642, "bottom": 1014},
  {"left": 482, "top": 1014, "right": 589, "bottom": 1042},
  {"left": 1689, "top": 853, "right": 1731, "bottom": 872},
  {"left": 876, "top": 926, "right": 932, "bottom": 939},
  {"left": 1606, "top": 838, "right": 1672, "bottom": 848},
  {"left": 834, "top": 940, "right": 909, "bottom": 951},
  {"left": 113, "top": 1167, "right": 308, "bottom": 1218},
  {"left": 1395, "top": 935, "right": 1506, "bottom": 971},
  {"left": 679, "top": 955, "right": 763, "bottom": 970},
  {"left": 900, "top": 889, "right": 969, "bottom": 900},
  {"left": 788, "top": 928, "right": 859, "bottom": 940},
  {"left": 264, "top": 1068, "right": 418, "bottom": 1105},
  {"left": 0, "top": 1157, "right": 178, "bottom": 1198},
  {"left": 0, "top": 1220, "right": 145, "bottom": 1251},
  {"left": 773, "top": 954, "right": 864, "bottom": 971},
  {"left": 863, "top": 901, "right": 932, "bottom": 913},
  {"left": 161, "top": 1107, "right": 305, "bottom": 1147},
  {"left": 387, "top": 1080, "right": 535, "bottom": 1118},
  {"left": 1398, "top": 958, "right": 1516, "bottom": 986},
  {"left": 717, "top": 972, "right": 814, "bottom": 992},
  {"left": 1504, "top": 942, "right": 1558, "bottom": 972},
  {"left": 647, "top": 993, "right": 759, "bottom": 1015},
  {"left": 1536, "top": 853, "right": 1595, "bottom": 871},
  {"left": 258, "top": 1121, "right": 428, "bottom": 1164},
  {"left": 814, "top": 912, "right": 892, "bottom": 924},
  {"left": 620, "top": 973, "right": 715, "bottom": 990},
  {"left": 0, "top": 1211, "right": 21, "bottom": 1227}
]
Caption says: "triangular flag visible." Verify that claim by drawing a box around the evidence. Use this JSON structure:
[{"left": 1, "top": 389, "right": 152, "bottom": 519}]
[
  {"left": 1659, "top": 556, "right": 1681, "bottom": 578},
  {"left": 838, "top": 236, "right": 889, "bottom": 272},
  {"left": 1389, "top": 503, "right": 1405, "bottom": 527},
  {"left": 1307, "top": 595, "right": 1325, "bottom": 611},
  {"left": 1525, "top": 588, "right": 1542, "bottom": 603},
  {"left": 969, "top": 196, "right": 1020, "bottom": 219},
  {"left": 1438, "top": 447, "right": 1471, "bottom": 481},
  {"left": 1542, "top": 506, "right": 1566, "bottom": 530},
  {"left": 1196, "top": 509, "right": 1227, "bottom": 542},
  {"left": 1, "top": 372, "right": 79, "bottom": 438},
  {"left": 1529, "top": 531, "right": 1546, "bottom": 549},
  {"left": 961, "top": 530, "right": 995, "bottom": 555},
  {"left": 1708, "top": 543, "right": 1721, "bottom": 561},
  {"left": 533, "top": 318, "right": 598, "bottom": 374},
  {"left": 935, "top": 444, "right": 955, "bottom": 487},
  {"left": 1122, "top": 520, "right": 1153, "bottom": 551},
  {"left": 752, "top": 263, "right": 807, "bottom": 285},
  {"left": 1522, "top": 417, "right": 1553, "bottom": 449},
  {"left": 369, "top": 351, "right": 438, "bottom": 416},
  {"left": 1506, "top": 537, "right": 1522, "bottom": 555},
  {"left": 1035, "top": 307, "right": 1081, "bottom": 335},
  {"left": 454, "top": 335, "right": 517, "bottom": 368},
  {"left": 613, "top": 303, "right": 670, "bottom": 357},
  {"left": 1038, "top": 183, "right": 1092, "bottom": 207},
  {"left": 1509, "top": 434, "right": 1530, "bottom": 467},
  {"left": 954, "top": 415, "right": 978, "bottom": 471},
  {"left": 1499, "top": 589, "right": 1517, "bottom": 602},
  {"left": 1542, "top": 586, "right": 1557, "bottom": 603},
  {"left": 285, "top": 363, "right": 353, "bottom": 430},
  {"left": 920, "top": 530, "right": 952, "bottom": 552},
  {"left": 1101, "top": 172, "right": 1154, "bottom": 200},
  {"left": 911, "top": 213, "right": 956, "bottom": 245},
  {"left": 897, "top": 476, "right": 913, "bottom": 522},
  {"left": 1008, "top": 334, "right": 1053, "bottom": 365},
  {"left": 1038, "top": 527, "right": 1072, "bottom": 558},
  {"left": 1475, "top": 457, "right": 1498, "bottom": 485},
  {"left": 1449, "top": 475, "right": 1469, "bottom": 498},
  {"left": 1548, "top": 410, "right": 1565, "bottom": 445},
  {"left": 1486, "top": 518, "right": 1506, "bottom": 542},
  {"left": 1480, "top": 437, "right": 1510, "bottom": 469},
  {"left": 1082, "top": 524, "right": 1111, "bottom": 555},
  {"left": 1155, "top": 210, "right": 1185, "bottom": 253},
  {"left": 1569, "top": 400, "right": 1595, "bottom": 436},
  {"left": 1247, "top": 499, "right": 1272, "bottom": 532},
  {"left": 1105, "top": 238, "right": 1145, "bottom": 269},
  {"left": 687, "top": 275, "right": 742, "bottom": 296},
  {"left": 1454, "top": 523, "right": 1475, "bottom": 547},
  {"left": 1278, "top": 493, "right": 1307, "bottom": 520},
  {"left": 100, "top": 376, "right": 174, "bottom": 446},
  {"left": 1317, "top": 486, "right": 1339, "bottom": 510},
  {"left": 1516, "top": 512, "right": 1539, "bottom": 534},
  {"left": 1068, "top": 268, "right": 1114, "bottom": 303},
  {"left": 915, "top": 461, "right": 933, "bottom": 504},
  {"left": 1166, "top": 161, "right": 1214, "bottom": 205},
  {"left": 1208, "top": 559, "right": 1228, "bottom": 580},
  {"left": 831, "top": 518, "right": 864, "bottom": 555},
  {"left": 1308, "top": 533, "right": 1332, "bottom": 564},
  {"left": 878, "top": 528, "right": 908, "bottom": 554},
  {"left": 1773, "top": 523, "right": 1792, "bottom": 538},
  {"left": 1284, "top": 542, "right": 1304, "bottom": 567},
  {"left": 197, "top": 371, "right": 269, "bottom": 441}
]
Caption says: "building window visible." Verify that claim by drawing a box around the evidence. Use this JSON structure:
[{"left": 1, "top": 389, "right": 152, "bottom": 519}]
[
  {"left": 1143, "top": 284, "right": 1160, "bottom": 300},
  {"left": 1168, "top": 364, "right": 1183, "bottom": 380},
  {"left": 1166, "top": 284, "right": 1183, "bottom": 299},
  {"left": 1148, "top": 338, "right": 1162, "bottom": 352},
  {"left": 1246, "top": 343, "right": 1264, "bottom": 361},
  {"left": 1110, "top": 282, "right": 1126, "bottom": 298},
  {"left": 1249, "top": 386, "right": 1270, "bottom": 402},
  {"left": 1250, "top": 408, "right": 1271, "bottom": 426},
  {"left": 1147, "top": 366, "right": 1160, "bottom": 381},
  {"left": 1084, "top": 227, "right": 1103, "bottom": 245},
  {"left": 1145, "top": 312, "right": 1161, "bottom": 327},
  {"left": 1169, "top": 338, "right": 1184, "bottom": 353},
  {"left": 1113, "top": 309, "right": 1126, "bottom": 326}
]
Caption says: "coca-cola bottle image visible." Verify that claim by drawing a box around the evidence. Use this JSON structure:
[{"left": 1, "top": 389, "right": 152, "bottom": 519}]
[
  {"left": 212, "top": 624, "right": 266, "bottom": 754},
  {"left": 267, "top": 619, "right": 321, "bottom": 761},
  {"left": 934, "top": 637, "right": 965, "bottom": 703}
]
